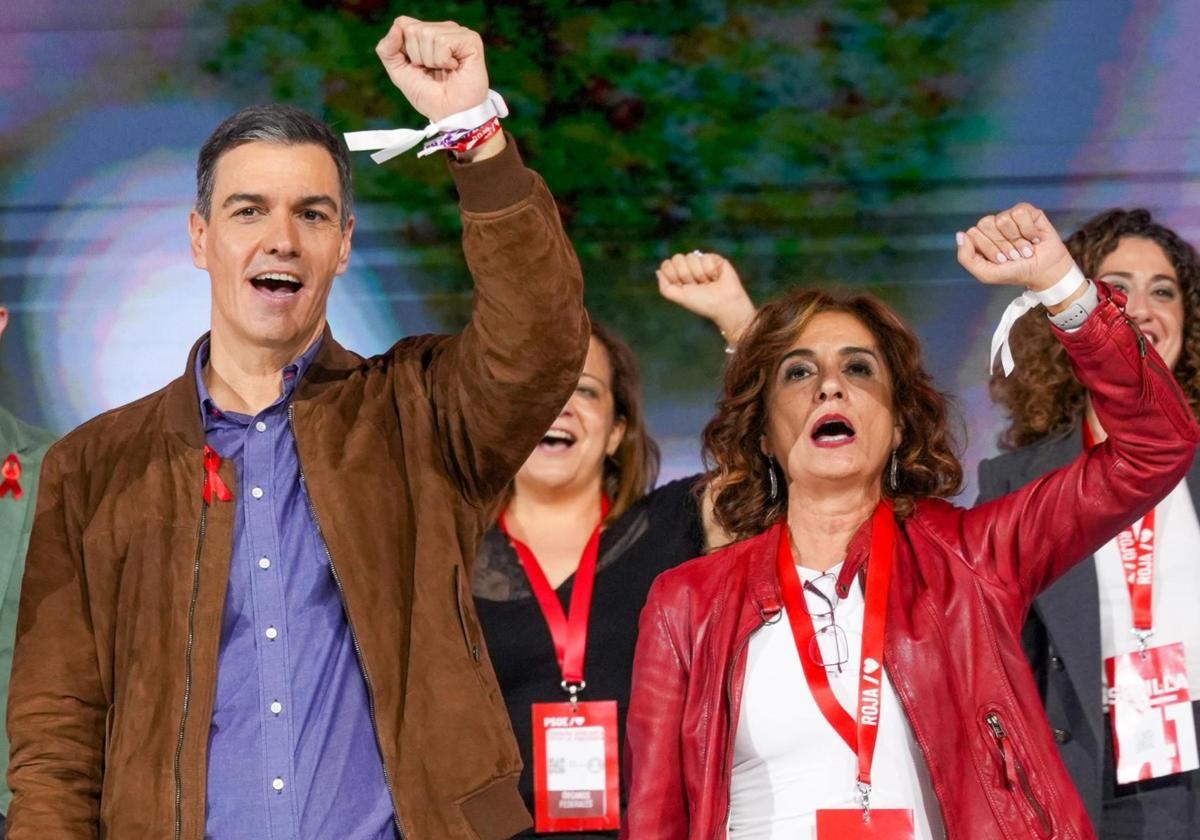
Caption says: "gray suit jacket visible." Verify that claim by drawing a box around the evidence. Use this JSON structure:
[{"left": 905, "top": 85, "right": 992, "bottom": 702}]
[{"left": 978, "top": 425, "right": 1200, "bottom": 836}]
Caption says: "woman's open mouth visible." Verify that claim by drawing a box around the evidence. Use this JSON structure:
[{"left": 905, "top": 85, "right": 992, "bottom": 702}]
[
  {"left": 537, "top": 428, "right": 577, "bottom": 453},
  {"left": 811, "top": 415, "right": 856, "bottom": 448}
]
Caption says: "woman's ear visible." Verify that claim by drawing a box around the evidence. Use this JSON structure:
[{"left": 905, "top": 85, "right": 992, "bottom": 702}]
[
  {"left": 892, "top": 423, "right": 903, "bottom": 451},
  {"left": 606, "top": 417, "right": 627, "bottom": 457}
]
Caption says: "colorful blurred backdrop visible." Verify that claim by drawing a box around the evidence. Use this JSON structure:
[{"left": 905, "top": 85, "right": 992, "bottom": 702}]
[{"left": 4, "top": 0, "right": 1200, "bottom": 500}]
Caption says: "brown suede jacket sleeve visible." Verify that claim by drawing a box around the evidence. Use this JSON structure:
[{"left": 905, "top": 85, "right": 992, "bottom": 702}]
[{"left": 411, "top": 136, "right": 588, "bottom": 507}]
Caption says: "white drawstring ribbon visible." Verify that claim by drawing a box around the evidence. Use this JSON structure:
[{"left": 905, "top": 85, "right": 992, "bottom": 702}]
[
  {"left": 344, "top": 89, "right": 509, "bottom": 164},
  {"left": 990, "top": 264, "right": 1087, "bottom": 376}
]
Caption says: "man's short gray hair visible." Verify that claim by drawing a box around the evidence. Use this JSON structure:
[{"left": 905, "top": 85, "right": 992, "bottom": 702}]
[{"left": 195, "top": 104, "right": 354, "bottom": 227}]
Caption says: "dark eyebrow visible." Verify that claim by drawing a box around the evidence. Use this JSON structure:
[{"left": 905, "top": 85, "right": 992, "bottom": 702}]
[
  {"left": 296, "top": 194, "right": 339, "bottom": 212},
  {"left": 1099, "top": 270, "right": 1179, "bottom": 285},
  {"left": 220, "top": 193, "right": 339, "bottom": 212},
  {"left": 779, "top": 346, "right": 880, "bottom": 366},
  {"left": 841, "top": 346, "right": 879, "bottom": 359},
  {"left": 222, "top": 192, "right": 267, "bottom": 209}
]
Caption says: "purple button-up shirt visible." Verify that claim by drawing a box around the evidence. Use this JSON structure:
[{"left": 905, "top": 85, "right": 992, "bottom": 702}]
[{"left": 196, "top": 339, "right": 397, "bottom": 840}]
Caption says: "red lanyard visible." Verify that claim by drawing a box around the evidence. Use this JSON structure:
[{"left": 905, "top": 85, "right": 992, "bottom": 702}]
[
  {"left": 499, "top": 496, "right": 611, "bottom": 686},
  {"left": 1084, "top": 423, "right": 1156, "bottom": 634},
  {"left": 1117, "top": 510, "right": 1156, "bottom": 633},
  {"left": 776, "top": 500, "right": 896, "bottom": 792}
]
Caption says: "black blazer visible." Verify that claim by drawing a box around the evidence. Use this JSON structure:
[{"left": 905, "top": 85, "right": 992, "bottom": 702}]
[{"left": 978, "top": 425, "right": 1200, "bottom": 834}]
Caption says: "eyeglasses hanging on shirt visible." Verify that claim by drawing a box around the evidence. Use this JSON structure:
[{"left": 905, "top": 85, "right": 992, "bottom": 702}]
[{"left": 804, "top": 573, "right": 851, "bottom": 674}]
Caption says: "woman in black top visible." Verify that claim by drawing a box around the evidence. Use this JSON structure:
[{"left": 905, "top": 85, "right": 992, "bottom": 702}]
[{"left": 473, "top": 252, "right": 754, "bottom": 837}]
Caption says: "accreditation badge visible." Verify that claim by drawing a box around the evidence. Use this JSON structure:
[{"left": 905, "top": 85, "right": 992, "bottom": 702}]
[
  {"left": 1106, "top": 641, "right": 1199, "bottom": 783},
  {"left": 530, "top": 700, "right": 620, "bottom": 832},
  {"left": 816, "top": 808, "right": 915, "bottom": 839}
]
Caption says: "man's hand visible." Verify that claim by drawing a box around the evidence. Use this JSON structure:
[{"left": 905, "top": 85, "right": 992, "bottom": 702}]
[
  {"left": 377, "top": 17, "right": 490, "bottom": 123},
  {"left": 957, "top": 203, "right": 1078, "bottom": 295},
  {"left": 657, "top": 251, "right": 756, "bottom": 344}
]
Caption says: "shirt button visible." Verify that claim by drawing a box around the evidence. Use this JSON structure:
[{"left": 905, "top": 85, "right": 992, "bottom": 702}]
[
  {"left": 265, "top": 626, "right": 278, "bottom": 640},
  {"left": 1053, "top": 728, "right": 1072, "bottom": 744},
  {"left": 251, "top": 487, "right": 264, "bottom": 499},
  {"left": 255, "top": 421, "right": 268, "bottom": 432},
  {"left": 270, "top": 700, "right": 283, "bottom": 715},
  {"left": 272, "top": 777, "right": 285, "bottom": 792},
  {"left": 258, "top": 557, "right": 271, "bottom": 570}
]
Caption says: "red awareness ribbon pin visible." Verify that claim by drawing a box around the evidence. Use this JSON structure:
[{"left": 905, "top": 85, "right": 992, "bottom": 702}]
[
  {"left": 203, "top": 445, "right": 234, "bottom": 505},
  {"left": 0, "top": 453, "right": 22, "bottom": 500}
]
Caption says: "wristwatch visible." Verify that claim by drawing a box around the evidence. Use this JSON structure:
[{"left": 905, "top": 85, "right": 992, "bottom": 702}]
[{"left": 1047, "top": 280, "right": 1099, "bottom": 332}]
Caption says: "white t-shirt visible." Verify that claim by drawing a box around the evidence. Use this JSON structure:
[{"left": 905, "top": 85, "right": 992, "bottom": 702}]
[
  {"left": 1096, "top": 478, "right": 1200, "bottom": 697},
  {"left": 728, "top": 561, "right": 945, "bottom": 839}
]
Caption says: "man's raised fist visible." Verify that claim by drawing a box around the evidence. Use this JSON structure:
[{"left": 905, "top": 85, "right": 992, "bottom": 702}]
[{"left": 376, "top": 17, "right": 489, "bottom": 123}]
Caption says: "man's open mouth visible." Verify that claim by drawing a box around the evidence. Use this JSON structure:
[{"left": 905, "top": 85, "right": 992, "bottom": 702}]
[{"left": 250, "top": 272, "right": 304, "bottom": 297}]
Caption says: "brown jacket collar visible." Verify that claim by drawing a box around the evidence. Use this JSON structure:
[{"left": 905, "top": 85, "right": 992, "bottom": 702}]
[{"left": 162, "top": 324, "right": 361, "bottom": 449}]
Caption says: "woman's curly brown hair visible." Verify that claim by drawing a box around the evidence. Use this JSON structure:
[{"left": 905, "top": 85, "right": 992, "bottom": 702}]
[
  {"left": 991, "top": 208, "right": 1200, "bottom": 448},
  {"left": 702, "top": 287, "right": 963, "bottom": 539}
]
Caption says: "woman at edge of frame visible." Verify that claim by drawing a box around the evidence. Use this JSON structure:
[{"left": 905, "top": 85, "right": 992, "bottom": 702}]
[
  {"left": 471, "top": 251, "right": 755, "bottom": 838},
  {"left": 622, "top": 203, "right": 1200, "bottom": 840},
  {"left": 977, "top": 209, "right": 1200, "bottom": 839}
]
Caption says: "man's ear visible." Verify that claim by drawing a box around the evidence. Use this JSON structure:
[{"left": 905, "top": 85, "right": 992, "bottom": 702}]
[
  {"left": 189, "top": 209, "right": 208, "bottom": 271},
  {"left": 0, "top": 306, "right": 9, "bottom": 344},
  {"left": 335, "top": 214, "right": 355, "bottom": 276}
]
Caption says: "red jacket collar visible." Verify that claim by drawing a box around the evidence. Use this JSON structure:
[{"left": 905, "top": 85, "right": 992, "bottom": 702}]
[
  {"left": 836, "top": 514, "right": 876, "bottom": 597},
  {"left": 745, "top": 513, "right": 877, "bottom": 603}
]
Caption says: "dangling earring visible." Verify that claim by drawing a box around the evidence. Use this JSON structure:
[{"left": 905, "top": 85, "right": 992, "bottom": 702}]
[
  {"left": 767, "top": 458, "right": 780, "bottom": 501},
  {"left": 889, "top": 451, "right": 899, "bottom": 491}
]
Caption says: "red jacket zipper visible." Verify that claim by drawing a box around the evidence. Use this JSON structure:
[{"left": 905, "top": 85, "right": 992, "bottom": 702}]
[{"left": 985, "top": 711, "right": 1054, "bottom": 838}]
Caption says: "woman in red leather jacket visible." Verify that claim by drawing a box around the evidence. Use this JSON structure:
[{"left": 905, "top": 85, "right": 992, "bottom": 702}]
[{"left": 622, "top": 204, "right": 1200, "bottom": 840}]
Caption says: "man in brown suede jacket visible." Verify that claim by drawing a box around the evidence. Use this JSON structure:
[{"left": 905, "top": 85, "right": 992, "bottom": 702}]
[{"left": 6, "top": 16, "right": 586, "bottom": 840}]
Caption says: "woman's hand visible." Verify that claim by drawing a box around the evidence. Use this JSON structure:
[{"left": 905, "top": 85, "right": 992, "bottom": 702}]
[
  {"left": 956, "top": 203, "right": 1079, "bottom": 297},
  {"left": 656, "top": 251, "right": 756, "bottom": 344}
]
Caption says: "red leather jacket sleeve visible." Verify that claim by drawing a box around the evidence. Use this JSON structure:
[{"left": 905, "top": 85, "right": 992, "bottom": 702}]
[
  {"left": 963, "top": 286, "right": 1200, "bottom": 631},
  {"left": 622, "top": 575, "right": 691, "bottom": 840}
]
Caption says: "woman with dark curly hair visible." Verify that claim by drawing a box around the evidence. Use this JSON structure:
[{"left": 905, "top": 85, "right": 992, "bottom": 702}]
[
  {"left": 622, "top": 204, "right": 1200, "bottom": 840},
  {"left": 978, "top": 209, "right": 1200, "bottom": 839}
]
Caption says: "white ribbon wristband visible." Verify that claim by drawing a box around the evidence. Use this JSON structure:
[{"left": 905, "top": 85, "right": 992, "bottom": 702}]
[
  {"left": 989, "top": 264, "right": 1088, "bottom": 376},
  {"left": 1034, "top": 263, "right": 1087, "bottom": 307},
  {"left": 344, "top": 89, "right": 509, "bottom": 164}
]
